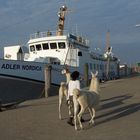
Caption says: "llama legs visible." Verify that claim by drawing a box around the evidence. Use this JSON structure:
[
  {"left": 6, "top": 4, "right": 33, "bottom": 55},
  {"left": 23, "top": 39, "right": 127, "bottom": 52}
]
[
  {"left": 59, "top": 95, "right": 63, "bottom": 120},
  {"left": 77, "top": 107, "right": 85, "bottom": 130},
  {"left": 89, "top": 108, "right": 95, "bottom": 125}
]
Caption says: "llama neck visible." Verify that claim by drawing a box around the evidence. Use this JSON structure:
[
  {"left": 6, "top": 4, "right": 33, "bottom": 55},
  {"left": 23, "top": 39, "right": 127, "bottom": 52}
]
[
  {"left": 89, "top": 78, "right": 99, "bottom": 94},
  {"left": 66, "top": 73, "right": 71, "bottom": 84}
]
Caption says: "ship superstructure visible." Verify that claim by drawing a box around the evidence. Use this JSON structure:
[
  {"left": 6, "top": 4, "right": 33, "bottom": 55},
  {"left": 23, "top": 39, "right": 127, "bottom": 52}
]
[{"left": 3, "top": 5, "right": 119, "bottom": 83}]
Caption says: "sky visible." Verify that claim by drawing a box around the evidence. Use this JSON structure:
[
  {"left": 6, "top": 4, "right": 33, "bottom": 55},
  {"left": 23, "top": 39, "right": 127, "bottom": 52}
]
[{"left": 0, "top": 0, "right": 140, "bottom": 66}]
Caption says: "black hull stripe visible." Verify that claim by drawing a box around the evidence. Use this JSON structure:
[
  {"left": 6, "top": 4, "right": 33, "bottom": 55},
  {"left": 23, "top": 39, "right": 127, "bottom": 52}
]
[{"left": 0, "top": 74, "right": 59, "bottom": 86}]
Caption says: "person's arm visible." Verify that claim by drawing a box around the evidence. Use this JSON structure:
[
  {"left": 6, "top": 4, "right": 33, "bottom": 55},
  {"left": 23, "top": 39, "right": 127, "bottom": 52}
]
[{"left": 76, "top": 80, "right": 80, "bottom": 90}]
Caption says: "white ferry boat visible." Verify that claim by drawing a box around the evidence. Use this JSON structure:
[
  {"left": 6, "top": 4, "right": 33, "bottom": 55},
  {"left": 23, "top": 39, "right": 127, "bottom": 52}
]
[{"left": 1, "top": 5, "right": 119, "bottom": 85}]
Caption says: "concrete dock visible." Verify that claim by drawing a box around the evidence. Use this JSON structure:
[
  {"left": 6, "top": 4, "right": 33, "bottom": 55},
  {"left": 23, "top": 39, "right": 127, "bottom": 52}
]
[{"left": 0, "top": 76, "right": 140, "bottom": 140}]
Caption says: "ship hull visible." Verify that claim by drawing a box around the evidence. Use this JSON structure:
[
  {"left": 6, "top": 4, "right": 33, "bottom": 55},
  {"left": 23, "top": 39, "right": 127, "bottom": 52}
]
[{"left": 0, "top": 59, "right": 67, "bottom": 85}]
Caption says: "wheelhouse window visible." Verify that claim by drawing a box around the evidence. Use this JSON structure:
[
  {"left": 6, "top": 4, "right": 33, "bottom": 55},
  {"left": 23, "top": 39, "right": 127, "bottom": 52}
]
[
  {"left": 30, "top": 45, "right": 35, "bottom": 52},
  {"left": 78, "top": 51, "right": 82, "bottom": 56},
  {"left": 50, "top": 42, "right": 57, "bottom": 49},
  {"left": 42, "top": 43, "right": 49, "bottom": 50},
  {"left": 58, "top": 42, "right": 66, "bottom": 49},
  {"left": 89, "top": 63, "right": 92, "bottom": 70},
  {"left": 36, "top": 44, "right": 42, "bottom": 51},
  {"left": 100, "top": 64, "right": 102, "bottom": 70},
  {"left": 93, "top": 64, "right": 96, "bottom": 70},
  {"left": 97, "top": 64, "right": 99, "bottom": 70}
]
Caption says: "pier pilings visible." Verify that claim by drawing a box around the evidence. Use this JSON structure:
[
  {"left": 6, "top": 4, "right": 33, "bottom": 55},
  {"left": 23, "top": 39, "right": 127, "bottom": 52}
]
[{"left": 44, "top": 65, "right": 52, "bottom": 97}]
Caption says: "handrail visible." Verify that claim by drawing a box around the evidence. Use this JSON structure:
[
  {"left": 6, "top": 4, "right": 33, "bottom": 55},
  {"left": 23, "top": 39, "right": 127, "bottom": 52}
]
[
  {"left": 30, "top": 30, "right": 68, "bottom": 39},
  {"left": 29, "top": 30, "right": 89, "bottom": 46}
]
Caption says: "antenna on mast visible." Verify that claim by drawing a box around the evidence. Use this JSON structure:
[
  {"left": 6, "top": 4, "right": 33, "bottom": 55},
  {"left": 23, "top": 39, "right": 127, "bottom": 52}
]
[
  {"left": 105, "top": 29, "right": 112, "bottom": 53},
  {"left": 56, "top": 5, "right": 68, "bottom": 36},
  {"left": 56, "top": 0, "right": 73, "bottom": 36},
  {"left": 64, "top": 0, "right": 67, "bottom": 6}
]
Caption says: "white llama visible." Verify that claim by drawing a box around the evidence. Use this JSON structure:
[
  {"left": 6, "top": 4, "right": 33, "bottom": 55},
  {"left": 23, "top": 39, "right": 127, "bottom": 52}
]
[
  {"left": 59, "top": 68, "right": 71, "bottom": 120},
  {"left": 73, "top": 71, "right": 100, "bottom": 130}
]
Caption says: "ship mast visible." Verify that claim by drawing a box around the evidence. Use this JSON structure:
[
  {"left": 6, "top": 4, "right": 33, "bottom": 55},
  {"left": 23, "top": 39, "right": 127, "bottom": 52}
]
[
  {"left": 56, "top": 5, "right": 68, "bottom": 36},
  {"left": 106, "top": 30, "right": 111, "bottom": 52},
  {"left": 105, "top": 30, "right": 111, "bottom": 80}
]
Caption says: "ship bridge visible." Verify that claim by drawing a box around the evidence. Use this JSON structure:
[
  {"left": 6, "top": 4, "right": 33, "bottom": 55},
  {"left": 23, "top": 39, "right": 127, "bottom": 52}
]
[{"left": 25, "top": 30, "right": 89, "bottom": 67}]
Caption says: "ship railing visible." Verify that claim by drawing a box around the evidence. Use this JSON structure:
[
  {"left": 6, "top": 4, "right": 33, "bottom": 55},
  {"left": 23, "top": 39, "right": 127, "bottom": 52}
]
[
  {"left": 90, "top": 52, "right": 104, "bottom": 60},
  {"left": 30, "top": 30, "right": 89, "bottom": 46},
  {"left": 68, "top": 33, "right": 89, "bottom": 46},
  {"left": 30, "top": 30, "right": 69, "bottom": 39}
]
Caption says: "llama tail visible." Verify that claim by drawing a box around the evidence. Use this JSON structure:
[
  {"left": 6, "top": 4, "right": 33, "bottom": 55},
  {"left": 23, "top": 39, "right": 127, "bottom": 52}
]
[{"left": 73, "top": 89, "right": 80, "bottom": 99}]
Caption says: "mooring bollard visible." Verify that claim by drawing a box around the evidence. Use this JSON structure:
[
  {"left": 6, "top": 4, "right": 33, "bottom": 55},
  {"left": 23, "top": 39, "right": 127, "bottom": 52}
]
[
  {"left": 0, "top": 99, "right": 2, "bottom": 111},
  {"left": 44, "top": 65, "right": 52, "bottom": 98}
]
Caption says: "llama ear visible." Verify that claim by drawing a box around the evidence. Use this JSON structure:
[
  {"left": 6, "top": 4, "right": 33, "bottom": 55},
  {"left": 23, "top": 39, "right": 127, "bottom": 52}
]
[
  {"left": 91, "top": 71, "right": 98, "bottom": 77},
  {"left": 95, "top": 71, "right": 98, "bottom": 76},
  {"left": 91, "top": 71, "right": 94, "bottom": 77}
]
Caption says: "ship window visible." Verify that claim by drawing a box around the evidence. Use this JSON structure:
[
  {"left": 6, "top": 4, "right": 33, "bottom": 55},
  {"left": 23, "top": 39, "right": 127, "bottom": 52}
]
[
  {"left": 100, "top": 64, "right": 102, "bottom": 70},
  {"left": 102, "top": 65, "right": 104, "bottom": 70},
  {"left": 30, "top": 45, "right": 35, "bottom": 52},
  {"left": 93, "top": 64, "right": 96, "bottom": 70},
  {"left": 78, "top": 51, "right": 82, "bottom": 56},
  {"left": 58, "top": 42, "right": 66, "bottom": 49},
  {"left": 89, "top": 63, "right": 92, "bottom": 70},
  {"left": 50, "top": 43, "right": 57, "bottom": 49},
  {"left": 36, "top": 44, "right": 42, "bottom": 51},
  {"left": 97, "top": 64, "right": 99, "bottom": 70},
  {"left": 42, "top": 43, "right": 49, "bottom": 50}
]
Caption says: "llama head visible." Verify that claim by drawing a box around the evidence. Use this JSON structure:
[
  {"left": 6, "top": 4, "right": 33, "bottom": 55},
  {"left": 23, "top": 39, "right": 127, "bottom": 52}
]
[
  {"left": 61, "top": 68, "right": 70, "bottom": 74},
  {"left": 61, "top": 69, "right": 66, "bottom": 74},
  {"left": 90, "top": 71, "right": 100, "bottom": 93},
  {"left": 91, "top": 71, "right": 98, "bottom": 78}
]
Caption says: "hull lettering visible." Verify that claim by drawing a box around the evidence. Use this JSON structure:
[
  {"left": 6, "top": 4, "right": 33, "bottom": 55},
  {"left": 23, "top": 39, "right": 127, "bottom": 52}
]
[
  {"left": 1, "top": 64, "right": 20, "bottom": 70},
  {"left": 1, "top": 63, "right": 42, "bottom": 71}
]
